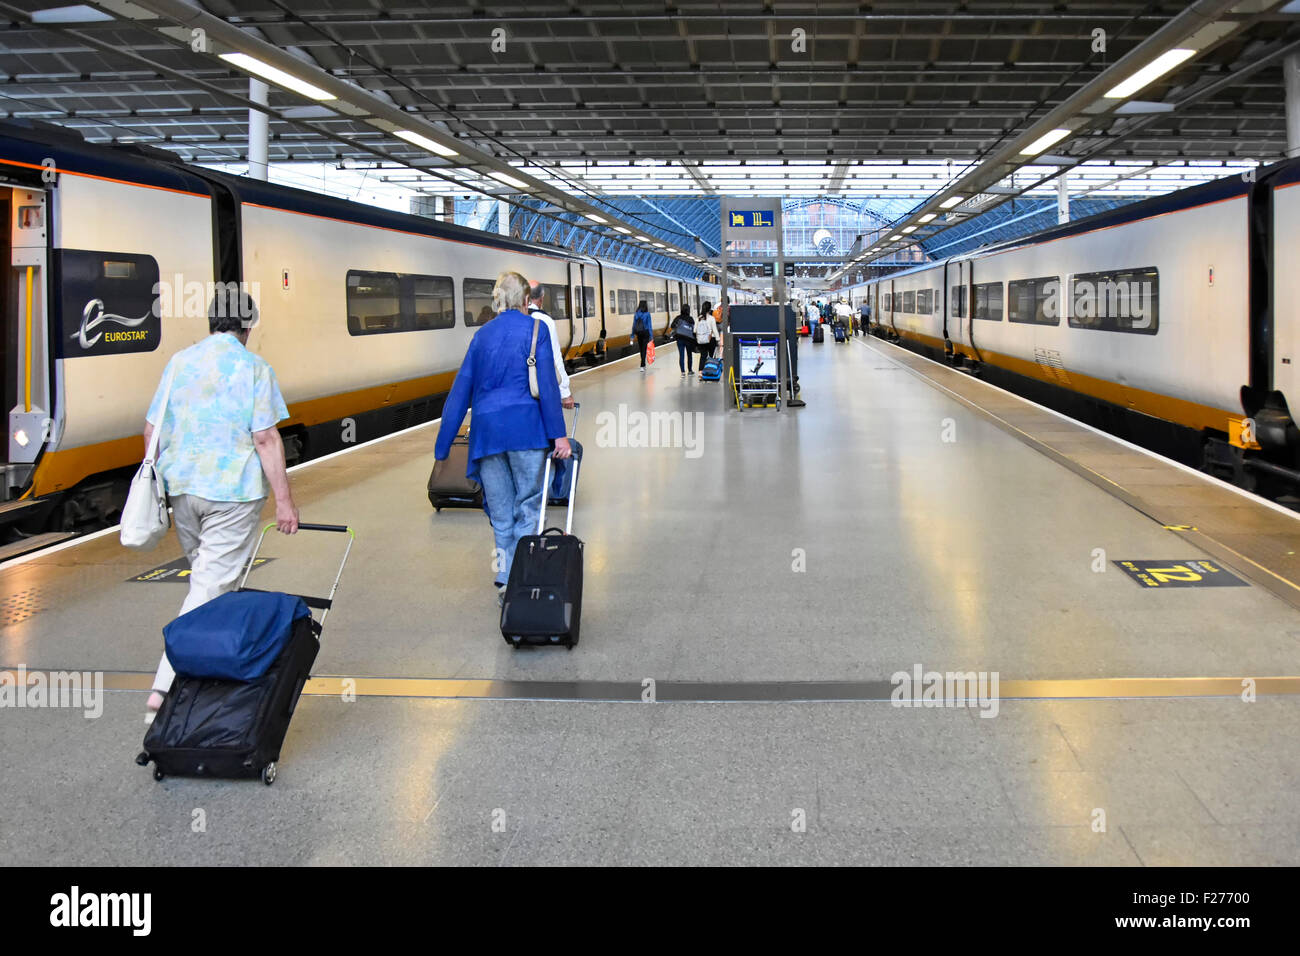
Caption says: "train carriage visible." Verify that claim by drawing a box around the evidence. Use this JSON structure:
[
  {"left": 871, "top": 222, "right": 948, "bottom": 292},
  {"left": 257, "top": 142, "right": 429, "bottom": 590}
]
[{"left": 0, "top": 122, "right": 725, "bottom": 550}]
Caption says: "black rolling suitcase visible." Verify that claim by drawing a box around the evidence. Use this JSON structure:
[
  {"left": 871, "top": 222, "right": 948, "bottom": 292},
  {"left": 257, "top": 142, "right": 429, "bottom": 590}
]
[
  {"left": 548, "top": 402, "right": 582, "bottom": 506},
  {"left": 500, "top": 455, "right": 583, "bottom": 649},
  {"left": 428, "top": 431, "right": 483, "bottom": 511},
  {"left": 136, "top": 523, "right": 353, "bottom": 786},
  {"left": 813, "top": 324, "right": 825, "bottom": 343}
]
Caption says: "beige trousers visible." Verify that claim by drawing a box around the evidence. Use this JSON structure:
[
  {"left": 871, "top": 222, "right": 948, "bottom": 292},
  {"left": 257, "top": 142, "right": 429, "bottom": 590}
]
[{"left": 151, "top": 494, "right": 265, "bottom": 692}]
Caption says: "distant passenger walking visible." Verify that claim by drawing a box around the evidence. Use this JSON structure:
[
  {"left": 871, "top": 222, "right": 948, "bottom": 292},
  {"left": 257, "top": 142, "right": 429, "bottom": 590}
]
[
  {"left": 695, "top": 301, "right": 719, "bottom": 367},
  {"left": 632, "top": 299, "right": 654, "bottom": 371},
  {"left": 434, "top": 271, "right": 572, "bottom": 604},
  {"left": 671, "top": 302, "right": 697, "bottom": 375},
  {"left": 526, "top": 281, "right": 576, "bottom": 409},
  {"left": 142, "top": 290, "right": 299, "bottom": 721}
]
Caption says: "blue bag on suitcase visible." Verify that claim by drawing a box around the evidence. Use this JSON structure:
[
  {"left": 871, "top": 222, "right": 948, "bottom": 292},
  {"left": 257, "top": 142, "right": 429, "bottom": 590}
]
[
  {"left": 700, "top": 358, "right": 723, "bottom": 381},
  {"left": 164, "top": 590, "right": 311, "bottom": 682},
  {"left": 549, "top": 438, "right": 583, "bottom": 504}
]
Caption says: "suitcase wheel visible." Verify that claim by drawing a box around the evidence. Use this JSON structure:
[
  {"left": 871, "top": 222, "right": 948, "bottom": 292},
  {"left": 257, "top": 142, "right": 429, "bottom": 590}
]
[
  {"left": 261, "top": 762, "right": 277, "bottom": 786},
  {"left": 153, "top": 769, "right": 164, "bottom": 781},
  {"left": 135, "top": 750, "right": 150, "bottom": 767},
  {"left": 435, "top": 506, "right": 442, "bottom": 513}
]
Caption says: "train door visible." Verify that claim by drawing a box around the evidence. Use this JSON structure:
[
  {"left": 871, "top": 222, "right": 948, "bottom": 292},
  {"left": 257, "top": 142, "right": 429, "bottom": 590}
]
[
  {"left": 566, "top": 260, "right": 582, "bottom": 358},
  {"left": 5, "top": 186, "right": 50, "bottom": 498}
]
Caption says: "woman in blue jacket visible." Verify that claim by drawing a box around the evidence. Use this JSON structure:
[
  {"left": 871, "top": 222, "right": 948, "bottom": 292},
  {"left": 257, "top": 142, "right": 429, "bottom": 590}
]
[
  {"left": 631, "top": 300, "right": 653, "bottom": 371},
  {"left": 434, "top": 271, "right": 572, "bottom": 600}
]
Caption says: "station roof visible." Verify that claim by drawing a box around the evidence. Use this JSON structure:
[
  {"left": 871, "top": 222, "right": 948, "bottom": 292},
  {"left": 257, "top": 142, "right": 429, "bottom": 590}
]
[{"left": 4, "top": 1, "right": 1300, "bottom": 273}]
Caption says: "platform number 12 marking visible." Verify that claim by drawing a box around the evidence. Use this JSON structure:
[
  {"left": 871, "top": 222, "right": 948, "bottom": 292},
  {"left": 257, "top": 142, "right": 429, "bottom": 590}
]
[{"left": 1145, "top": 564, "right": 1202, "bottom": 583}]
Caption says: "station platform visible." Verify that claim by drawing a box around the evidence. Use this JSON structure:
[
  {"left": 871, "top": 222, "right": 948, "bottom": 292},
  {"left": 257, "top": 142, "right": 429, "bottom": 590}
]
[{"left": 2, "top": 336, "right": 1298, "bottom": 866}]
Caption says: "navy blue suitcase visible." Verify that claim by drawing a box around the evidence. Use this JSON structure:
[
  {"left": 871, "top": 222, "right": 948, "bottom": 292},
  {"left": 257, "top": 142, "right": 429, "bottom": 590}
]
[{"left": 502, "top": 456, "right": 583, "bottom": 649}]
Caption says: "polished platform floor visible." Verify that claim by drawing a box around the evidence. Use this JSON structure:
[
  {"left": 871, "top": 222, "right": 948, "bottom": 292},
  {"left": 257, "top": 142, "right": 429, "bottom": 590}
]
[{"left": 2, "top": 336, "right": 1298, "bottom": 865}]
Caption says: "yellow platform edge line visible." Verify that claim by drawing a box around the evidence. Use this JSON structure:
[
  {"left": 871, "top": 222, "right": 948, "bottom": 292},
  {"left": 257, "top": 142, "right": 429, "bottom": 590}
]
[{"left": 10, "top": 671, "right": 1297, "bottom": 701}]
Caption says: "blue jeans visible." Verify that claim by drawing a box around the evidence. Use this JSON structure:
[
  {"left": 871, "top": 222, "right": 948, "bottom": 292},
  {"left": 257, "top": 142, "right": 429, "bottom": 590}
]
[
  {"left": 676, "top": 335, "right": 695, "bottom": 372},
  {"left": 477, "top": 448, "right": 548, "bottom": 585}
]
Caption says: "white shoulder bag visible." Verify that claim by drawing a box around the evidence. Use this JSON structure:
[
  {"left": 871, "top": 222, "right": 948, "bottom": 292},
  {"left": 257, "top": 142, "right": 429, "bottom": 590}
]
[
  {"left": 527, "top": 312, "right": 541, "bottom": 399},
  {"left": 120, "top": 362, "right": 177, "bottom": 550}
]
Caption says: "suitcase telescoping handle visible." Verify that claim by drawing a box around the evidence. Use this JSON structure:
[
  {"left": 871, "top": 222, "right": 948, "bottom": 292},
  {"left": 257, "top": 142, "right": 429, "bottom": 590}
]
[
  {"left": 567, "top": 401, "right": 580, "bottom": 438},
  {"left": 537, "top": 456, "right": 579, "bottom": 536},
  {"left": 237, "top": 522, "right": 355, "bottom": 627}
]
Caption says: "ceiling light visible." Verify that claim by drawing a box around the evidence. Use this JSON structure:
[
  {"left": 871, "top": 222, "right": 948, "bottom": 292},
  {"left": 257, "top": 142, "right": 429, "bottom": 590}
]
[
  {"left": 889, "top": 235, "right": 903, "bottom": 241},
  {"left": 902, "top": 226, "right": 917, "bottom": 234},
  {"left": 939, "top": 195, "right": 965, "bottom": 209},
  {"left": 584, "top": 213, "right": 607, "bottom": 224},
  {"left": 1104, "top": 48, "right": 1197, "bottom": 100},
  {"left": 615, "top": 226, "right": 631, "bottom": 234},
  {"left": 918, "top": 214, "right": 936, "bottom": 223},
  {"left": 487, "top": 170, "right": 529, "bottom": 190},
  {"left": 219, "top": 52, "right": 335, "bottom": 101},
  {"left": 1019, "top": 128, "right": 1072, "bottom": 156},
  {"left": 393, "top": 129, "right": 459, "bottom": 158},
  {"left": 636, "top": 235, "right": 652, "bottom": 242}
]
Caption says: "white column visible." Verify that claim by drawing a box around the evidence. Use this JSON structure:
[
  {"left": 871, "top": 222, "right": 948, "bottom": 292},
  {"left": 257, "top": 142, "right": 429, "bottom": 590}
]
[
  {"left": 1286, "top": 52, "right": 1300, "bottom": 159},
  {"left": 1057, "top": 173, "right": 1070, "bottom": 225},
  {"left": 248, "top": 78, "right": 269, "bottom": 181},
  {"left": 498, "top": 199, "right": 510, "bottom": 236}
]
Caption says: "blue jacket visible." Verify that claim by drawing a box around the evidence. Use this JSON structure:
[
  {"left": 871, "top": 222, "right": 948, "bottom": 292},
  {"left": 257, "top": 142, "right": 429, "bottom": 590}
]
[
  {"left": 434, "top": 309, "right": 567, "bottom": 483},
  {"left": 631, "top": 309, "right": 653, "bottom": 337}
]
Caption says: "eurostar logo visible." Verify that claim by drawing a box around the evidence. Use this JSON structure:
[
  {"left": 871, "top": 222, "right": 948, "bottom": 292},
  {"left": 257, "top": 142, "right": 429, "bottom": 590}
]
[{"left": 71, "top": 298, "right": 151, "bottom": 349}]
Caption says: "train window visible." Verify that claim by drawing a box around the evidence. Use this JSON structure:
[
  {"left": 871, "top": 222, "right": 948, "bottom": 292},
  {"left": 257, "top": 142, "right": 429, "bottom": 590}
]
[
  {"left": 656, "top": 292, "right": 667, "bottom": 312},
  {"left": 103, "top": 260, "right": 137, "bottom": 279},
  {"left": 902, "top": 290, "right": 915, "bottom": 313},
  {"left": 882, "top": 292, "right": 892, "bottom": 313},
  {"left": 617, "top": 289, "right": 637, "bottom": 314},
  {"left": 542, "top": 283, "right": 569, "bottom": 319},
  {"left": 916, "top": 289, "right": 932, "bottom": 314},
  {"left": 463, "top": 277, "right": 495, "bottom": 326},
  {"left": 346, "top": 271, "right": 402, "bottom": 334},
  {"left": 1007, "top": 276, "right": 1061, "bottom": 326},
  {"left": 973, "top": 281, "right": 1003, "bottom": 321},
  {"left": 950, "top": 285, "right": 967, "bottom": 317},
  {"left": 409, "top": 274, "right": 455, "bottom": 330},
  {"left": 583, "top": 286, "right": 595, "bottom": 318},
  {"left": 1069, "top": 268, "right": 1158, "bottom": 334}
]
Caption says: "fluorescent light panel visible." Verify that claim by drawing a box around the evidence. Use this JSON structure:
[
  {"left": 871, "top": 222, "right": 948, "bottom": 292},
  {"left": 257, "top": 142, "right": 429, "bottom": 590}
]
[
  {"left": 393, "top": 129, "right": 459, "bottom": 158},
  {"left": 1019, "top": 128, "right": 1072, "bottom": 156},
  {"left": 487, "top": 170, "right": 529, "bottom": 190},
  {"left": 219, "top": 52, "right": 335, "bottom": 101},
  {"left": 1104, "top": 48, "right": 1197, "bottom": 99},
  {"left": 939, "top": 195, "right": 965, "bottom": 209}
]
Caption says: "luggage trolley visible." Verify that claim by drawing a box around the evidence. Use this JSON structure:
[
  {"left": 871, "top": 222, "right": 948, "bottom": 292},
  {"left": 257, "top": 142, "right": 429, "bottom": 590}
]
[{"left": 734, "top": 333, "right": 781, "bottom": 410}]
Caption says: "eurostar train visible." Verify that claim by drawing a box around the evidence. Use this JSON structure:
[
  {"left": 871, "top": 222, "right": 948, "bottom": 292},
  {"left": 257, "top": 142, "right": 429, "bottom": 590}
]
[
  {"left": 0, "top": 121, "right": 744, "bottom": 548},
  {"left": 843, "top": 156, "right": 1300, "bottom": 498}
]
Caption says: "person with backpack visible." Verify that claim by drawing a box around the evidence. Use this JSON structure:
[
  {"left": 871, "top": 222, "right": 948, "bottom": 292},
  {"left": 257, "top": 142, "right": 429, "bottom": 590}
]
[
  {"left": 670, "top": 301, "right": 697, "bottom": 376},
  {"left": 631, "top": 300, "right": 653, "bottom": 371},
  {"left": 694, "top": 301, "right": 719, "bottom": 369}
]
